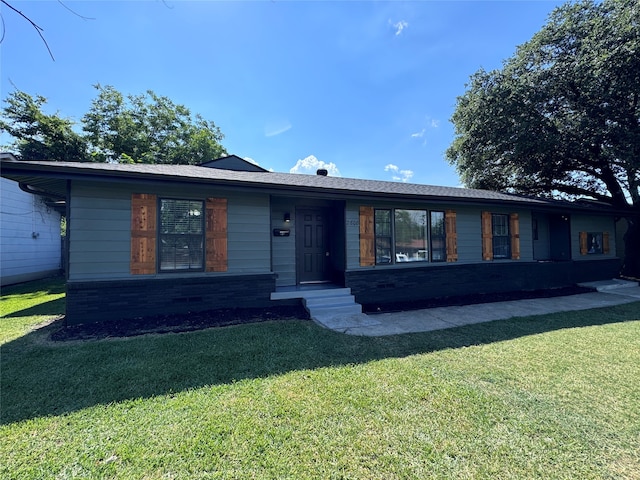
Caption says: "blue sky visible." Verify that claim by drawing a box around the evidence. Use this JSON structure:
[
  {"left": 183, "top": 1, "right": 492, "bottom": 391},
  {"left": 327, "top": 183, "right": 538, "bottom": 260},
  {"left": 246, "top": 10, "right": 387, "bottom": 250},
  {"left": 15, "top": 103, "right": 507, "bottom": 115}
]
[{"left": 1, "top": 0, "right": 566, "bottom": 186}]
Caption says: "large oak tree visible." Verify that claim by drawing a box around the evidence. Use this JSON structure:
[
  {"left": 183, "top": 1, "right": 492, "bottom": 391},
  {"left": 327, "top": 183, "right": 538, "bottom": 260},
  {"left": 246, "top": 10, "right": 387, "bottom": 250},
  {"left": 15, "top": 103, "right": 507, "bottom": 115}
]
[{"left": 447, "top": 0, "right": 640, "bottom": 277}]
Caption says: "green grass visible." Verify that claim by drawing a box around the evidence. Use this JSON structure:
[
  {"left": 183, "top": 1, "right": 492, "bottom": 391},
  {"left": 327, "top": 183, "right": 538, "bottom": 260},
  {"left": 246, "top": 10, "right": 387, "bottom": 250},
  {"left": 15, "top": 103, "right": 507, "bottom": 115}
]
[
  {"left": 2, "top": 278, "right": 639, "bottom": 479},
  {"left": 0, "top": 276, "right": 65, "bottom": 344}
]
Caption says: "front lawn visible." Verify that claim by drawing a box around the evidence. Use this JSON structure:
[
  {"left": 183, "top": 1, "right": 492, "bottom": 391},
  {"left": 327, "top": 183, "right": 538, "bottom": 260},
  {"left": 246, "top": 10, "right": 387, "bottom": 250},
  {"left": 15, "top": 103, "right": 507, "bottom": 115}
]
[{"left": 1, "top": 277, "right": 639, "bottom": 479}]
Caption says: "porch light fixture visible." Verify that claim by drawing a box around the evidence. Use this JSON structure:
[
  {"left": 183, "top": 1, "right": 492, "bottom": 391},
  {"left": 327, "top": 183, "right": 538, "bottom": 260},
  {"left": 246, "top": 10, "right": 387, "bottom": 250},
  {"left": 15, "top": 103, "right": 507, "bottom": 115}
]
[{"left": 284, "top": 212, "right": 291, "bottom": 223}]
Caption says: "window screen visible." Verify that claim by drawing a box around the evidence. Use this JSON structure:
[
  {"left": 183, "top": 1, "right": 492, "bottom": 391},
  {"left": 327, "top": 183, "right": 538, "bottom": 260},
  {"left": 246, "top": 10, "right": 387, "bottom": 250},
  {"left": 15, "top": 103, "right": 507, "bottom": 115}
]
[{"left": 159, "top": 199, "right": 204, "bottom": 271}]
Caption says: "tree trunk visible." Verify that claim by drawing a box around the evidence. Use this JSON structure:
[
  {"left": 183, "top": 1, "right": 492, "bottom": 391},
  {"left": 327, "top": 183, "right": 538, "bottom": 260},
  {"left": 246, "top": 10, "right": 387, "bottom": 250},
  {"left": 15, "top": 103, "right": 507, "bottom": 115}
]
[{"left": 620, "top": 215, "right": 640, "bottom": 280}]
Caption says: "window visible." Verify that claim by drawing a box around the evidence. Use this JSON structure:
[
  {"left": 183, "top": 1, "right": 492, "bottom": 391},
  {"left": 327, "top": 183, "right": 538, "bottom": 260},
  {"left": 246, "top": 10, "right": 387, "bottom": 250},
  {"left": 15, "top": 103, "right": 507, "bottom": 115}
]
[
  {"left": 394, "top": 210, "right": 427, "bottom": 262},
  {"left": 587, "top": 232, "right": 603, "bottom": 254},
  {"left": 159, "top": 199, "right": 204, "bottom": 271},
  {"left": 373, "top": 208, "right": 446, "bottom": 265},
  {"left": 430, "top": 211, "right": 446, "bottom": 262},
  {"left": 375, "top": 209, "right": 392, "bottom": 264},
  {"left": 492, "top": 213, "right": 510, "bottom": 259}
]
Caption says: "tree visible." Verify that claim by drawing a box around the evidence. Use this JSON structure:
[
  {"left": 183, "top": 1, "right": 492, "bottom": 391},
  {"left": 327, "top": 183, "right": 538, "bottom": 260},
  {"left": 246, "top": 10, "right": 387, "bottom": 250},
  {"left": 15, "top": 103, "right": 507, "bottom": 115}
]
[
  {"left": 82, "top": 85, "right": 226, "bottom": 164},
  {"left": 0, "top": 90, "right": 89, "bottom": 161},
  {"left": 446, "top": 0, "right": 640, "bottom": 277},
  {"left": 0, "top": 85, "right": 227, "bottom": 165}
]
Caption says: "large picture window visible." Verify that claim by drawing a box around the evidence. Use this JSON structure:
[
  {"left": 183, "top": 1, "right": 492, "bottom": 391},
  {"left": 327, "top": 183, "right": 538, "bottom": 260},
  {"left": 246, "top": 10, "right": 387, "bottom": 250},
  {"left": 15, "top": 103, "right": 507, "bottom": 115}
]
[
  {"left": 394, "top": 209, "right": 427, "bottom": 262},
  {"left": 373, "top": 208, "right": 445, "bottom": 264},
  {"left": 159, "top": 199, "right": 205, "bottom": 271}
]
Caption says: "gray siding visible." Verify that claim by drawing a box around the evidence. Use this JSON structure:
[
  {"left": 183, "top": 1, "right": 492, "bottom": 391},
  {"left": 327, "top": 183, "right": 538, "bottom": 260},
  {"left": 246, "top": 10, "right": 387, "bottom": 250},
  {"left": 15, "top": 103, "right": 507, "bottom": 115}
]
[
  {"left": 271, "top": 198, "right": 296, "bottom": 287},
  {"left": 345, "top": 203, "right": 360, "bottom": 270},
  {"left": 69, "top": 184, "right": 130, "bottom": 279},
  {"left": 68, "top": 181, "right": 271, "bottom": 281}
]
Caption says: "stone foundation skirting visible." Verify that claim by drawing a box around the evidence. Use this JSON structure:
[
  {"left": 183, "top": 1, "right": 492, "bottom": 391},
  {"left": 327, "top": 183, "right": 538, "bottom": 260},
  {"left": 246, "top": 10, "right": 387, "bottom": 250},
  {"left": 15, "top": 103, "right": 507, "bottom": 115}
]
[
  {"left": 66, "top": 273, "right": 277, "bottom": 325},
  {"left": 345, "top": 259, "right": 622, "bottom": 306}
]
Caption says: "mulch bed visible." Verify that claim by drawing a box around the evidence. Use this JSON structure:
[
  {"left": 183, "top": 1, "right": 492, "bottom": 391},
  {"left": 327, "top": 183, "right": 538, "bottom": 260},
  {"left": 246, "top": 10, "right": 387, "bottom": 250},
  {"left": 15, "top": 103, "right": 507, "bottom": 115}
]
[
  {"left": 50, "top": 285, "right": 594, "bottom": 342},
  {"left": 50, "top": 305, "right": 310, "bottom": 342}
]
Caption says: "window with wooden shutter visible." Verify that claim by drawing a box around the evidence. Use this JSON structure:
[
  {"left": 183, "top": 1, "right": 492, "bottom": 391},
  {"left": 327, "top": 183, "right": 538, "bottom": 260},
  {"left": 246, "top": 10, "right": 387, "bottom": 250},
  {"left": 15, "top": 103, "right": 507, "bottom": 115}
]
[
  {"left": 445, "top": 210, "right": 457, "bottom": 262},
  {"left": 359, "top": 206, "right": 375, "bottom": 266},
  {"left": 510, "top": 213, "right": 520, "bottom": 260},
  {"left": 131, "top": 193, "right": 157, "bottom": 275},
  {"left": 205, "top": 198, "right": 228, "bottom": 272},
  {"left": 582, "top": 231, "right": 606, "bottom": 255},
  {"left": 481, "top": 211, "right": 493, "bottom": 260}
]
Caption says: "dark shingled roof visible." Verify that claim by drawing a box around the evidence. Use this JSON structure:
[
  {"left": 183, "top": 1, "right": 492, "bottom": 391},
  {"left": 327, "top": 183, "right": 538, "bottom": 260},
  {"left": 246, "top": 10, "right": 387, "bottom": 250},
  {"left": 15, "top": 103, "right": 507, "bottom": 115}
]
[{"left": 0, "top": 159, "right": 620, "bottom": 213}]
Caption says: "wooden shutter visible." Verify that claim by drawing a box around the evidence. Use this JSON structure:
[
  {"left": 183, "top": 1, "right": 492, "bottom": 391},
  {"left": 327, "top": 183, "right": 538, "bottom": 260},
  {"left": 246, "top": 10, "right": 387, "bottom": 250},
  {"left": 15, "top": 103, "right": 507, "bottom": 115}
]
[
  {"left": 131, "top": 193, "right": 157, "bottom": 275},
  {"left": 445, "top": 210, "right": 458, "bottom": 262},
  {"left": 206, "top": 198, "right": 228, "bottom": 272},
  {"left": 510, "top": 213, "right": 520, "bottom": 260},
  {"left": 481, "top": 211, "right": 493, "bottom": 261},
  {"left": 603, "top": 232, "right": 610, "bottom": 254},
  {"left": 579, "top": 231, "right": 588, "bottom": 255},
  {"left": 359, "top": 206, "right": 375, "bottom": 266}
]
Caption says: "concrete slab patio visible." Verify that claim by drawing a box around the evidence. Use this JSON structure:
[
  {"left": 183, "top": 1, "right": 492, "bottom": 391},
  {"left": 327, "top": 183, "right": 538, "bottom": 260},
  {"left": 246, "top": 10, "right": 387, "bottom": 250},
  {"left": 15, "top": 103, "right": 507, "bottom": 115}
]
[{"left": 312, "top": 280, "right": 640, "bottom": 337}]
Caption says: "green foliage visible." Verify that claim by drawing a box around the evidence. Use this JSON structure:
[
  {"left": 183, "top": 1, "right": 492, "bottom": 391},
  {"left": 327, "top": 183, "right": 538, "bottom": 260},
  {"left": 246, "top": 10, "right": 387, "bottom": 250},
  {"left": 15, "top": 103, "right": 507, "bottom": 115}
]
[
  {"left": 447, "top": 0, "right": 639, "bottom": 209},
  {"left": 0, "top": 85, "right": 227, "bottom": 164},
  {"left": 0, "top": 91, "right": 89, "bottom": 161}
]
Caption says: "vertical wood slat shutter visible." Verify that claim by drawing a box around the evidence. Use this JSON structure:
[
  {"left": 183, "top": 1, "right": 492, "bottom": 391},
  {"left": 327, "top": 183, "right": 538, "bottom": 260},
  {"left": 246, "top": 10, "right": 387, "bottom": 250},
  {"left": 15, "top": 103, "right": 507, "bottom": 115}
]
[
  {"left": 359, "top": 206, "right": 375, "bottom": 266},
  {"left": 603, "top": 232, "right": 610, "bottom": 254},
  {"left": 205, "top": 198, "right": 228, "bottom": 272},
  {"left": 481, "top": 211, "right": 493, "bottom": 261},
  {"left": 510, "top": 213, "right": 520, "bottom": 260},
  {"left": 445, "top": 210, "right": 458, "bottom": 262},
  {"left": 579, "top": 231, "right": 588, "bottom": 255},
  {"left": 131, "top": 193, "right": 157, "bottom": 275}
]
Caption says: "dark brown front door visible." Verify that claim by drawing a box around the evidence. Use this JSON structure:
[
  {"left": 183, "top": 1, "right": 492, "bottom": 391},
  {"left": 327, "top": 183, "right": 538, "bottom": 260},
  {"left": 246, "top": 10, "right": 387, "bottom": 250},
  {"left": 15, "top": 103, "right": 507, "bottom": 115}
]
[{"left": 297, "top": 208, "right": 330, "bottom": 283}]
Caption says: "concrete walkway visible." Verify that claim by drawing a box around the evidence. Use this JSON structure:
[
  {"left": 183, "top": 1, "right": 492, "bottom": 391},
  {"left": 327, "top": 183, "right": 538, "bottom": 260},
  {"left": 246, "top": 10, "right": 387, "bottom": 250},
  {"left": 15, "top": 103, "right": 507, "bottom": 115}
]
[{"left": 312, "top": 279, "right": 640, "bottom": 337}]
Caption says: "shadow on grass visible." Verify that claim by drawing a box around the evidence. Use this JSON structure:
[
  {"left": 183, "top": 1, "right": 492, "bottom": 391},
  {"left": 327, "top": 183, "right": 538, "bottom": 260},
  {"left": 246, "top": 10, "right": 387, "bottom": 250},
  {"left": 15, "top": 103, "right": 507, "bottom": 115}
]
[
  {"left": 2, "top": 301, "right": 639, "bottom": 425},
  {"left": 3, "top": 297, "right": 67, "bottom": 318},
  {"left": 1, "top": 276, "right": 66, "bottom": 297}
]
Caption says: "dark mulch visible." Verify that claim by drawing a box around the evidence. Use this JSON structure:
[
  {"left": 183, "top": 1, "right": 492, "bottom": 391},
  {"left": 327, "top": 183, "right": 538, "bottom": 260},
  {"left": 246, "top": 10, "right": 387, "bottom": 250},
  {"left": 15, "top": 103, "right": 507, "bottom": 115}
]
[
  {"left": 50, "top": 285, "right": 595, "bottom": 342},
  {"left": 50, "top": 305, "right": 310, "bottom": 342},
  {"left": 362, "top": 285, "right": 595, "bottom": 314}
]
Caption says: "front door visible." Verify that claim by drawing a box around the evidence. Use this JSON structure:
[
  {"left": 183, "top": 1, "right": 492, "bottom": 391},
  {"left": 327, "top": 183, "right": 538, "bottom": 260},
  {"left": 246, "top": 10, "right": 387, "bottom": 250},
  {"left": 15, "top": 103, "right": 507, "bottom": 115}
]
[
  {"left": 549, "top": 214, "right": 571, "bottom": 261},
  {"left": 296, "top": 208, "right": 331, "bottom": 283}
]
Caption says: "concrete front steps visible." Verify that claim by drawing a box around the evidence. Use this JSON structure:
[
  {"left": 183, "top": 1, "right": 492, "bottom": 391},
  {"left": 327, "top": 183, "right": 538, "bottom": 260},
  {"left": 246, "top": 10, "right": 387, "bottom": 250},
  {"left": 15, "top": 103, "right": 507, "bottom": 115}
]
[
  {"left": 270, "top": 285, "right": 381, "bottom": 331},
  {"left": 301, "top": 288, "right": 362, "bottom": 321}
]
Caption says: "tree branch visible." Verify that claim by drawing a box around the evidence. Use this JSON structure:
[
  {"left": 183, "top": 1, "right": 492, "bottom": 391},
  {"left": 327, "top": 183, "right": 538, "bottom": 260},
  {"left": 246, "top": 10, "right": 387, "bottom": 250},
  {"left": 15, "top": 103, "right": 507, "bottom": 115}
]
[{"left": 0, "top": 0, "right": 54, "bottom": 60}]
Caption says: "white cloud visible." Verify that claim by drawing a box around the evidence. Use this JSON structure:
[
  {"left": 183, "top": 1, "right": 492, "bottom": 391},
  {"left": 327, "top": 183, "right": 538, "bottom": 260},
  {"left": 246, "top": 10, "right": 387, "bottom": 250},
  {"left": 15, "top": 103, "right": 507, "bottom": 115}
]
[
  {"left": 290, "top": 155, "right": 341, "bottom": 177},
  {"left": 411, "top": 117, "right": 440, "bottom": 144},
  {"left": 390, "top": 19, "right": 408, "bottom": 36},
  {"left": 243, "top": 157, "right": 259, "bottom": 166},
  {"left": 264, "top": 119, "right": 292, "bottom": 137},
  {"left": 385, "top": 164, "right": 413, "bottom": 182}
]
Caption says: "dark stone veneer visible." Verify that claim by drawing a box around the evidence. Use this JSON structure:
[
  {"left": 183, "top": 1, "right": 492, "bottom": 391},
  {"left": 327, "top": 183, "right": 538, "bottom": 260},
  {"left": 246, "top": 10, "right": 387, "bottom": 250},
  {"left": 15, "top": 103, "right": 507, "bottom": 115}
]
[
  {"left": 65, "top": 273, "right": 278, "bottom": 325},
  {"left": 345, "top": 259, "right": 622, "bottom": 306}
]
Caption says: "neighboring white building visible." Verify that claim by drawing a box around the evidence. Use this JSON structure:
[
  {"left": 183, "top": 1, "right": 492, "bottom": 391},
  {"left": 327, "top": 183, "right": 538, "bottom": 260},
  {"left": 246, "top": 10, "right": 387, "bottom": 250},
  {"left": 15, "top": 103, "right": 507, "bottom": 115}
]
[{"left": 1, "top": 172, "right": 62, "bottom": 286}]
